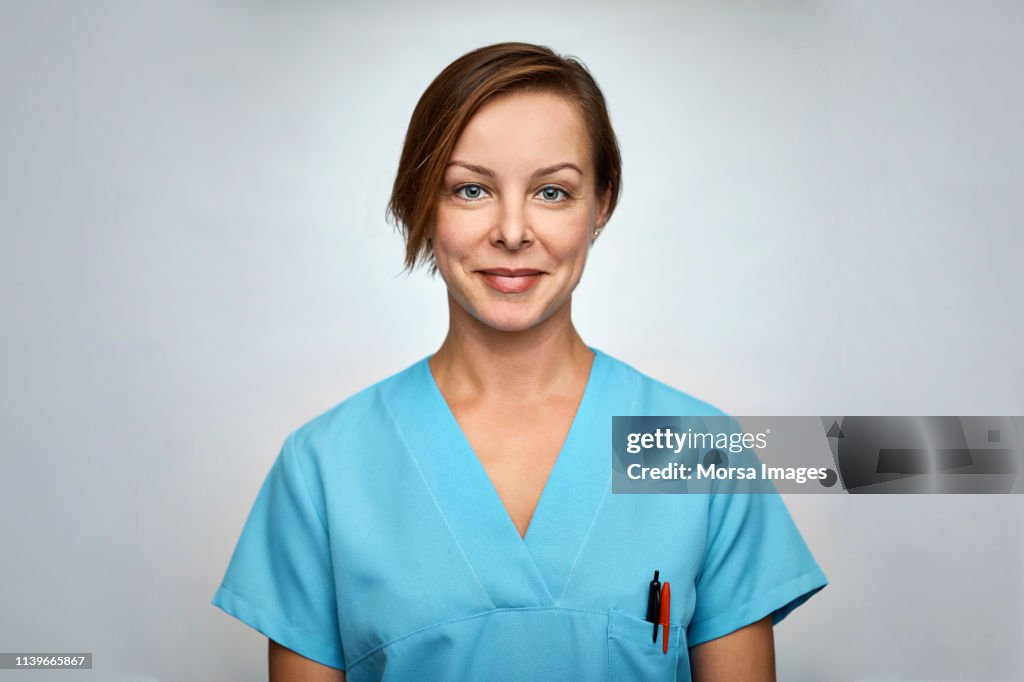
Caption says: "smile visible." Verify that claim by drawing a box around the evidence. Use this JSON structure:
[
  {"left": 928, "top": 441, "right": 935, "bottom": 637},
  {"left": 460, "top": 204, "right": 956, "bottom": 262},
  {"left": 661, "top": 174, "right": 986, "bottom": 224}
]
[{"left": 477, "top": 269, "right": 544, "bottom": 294}]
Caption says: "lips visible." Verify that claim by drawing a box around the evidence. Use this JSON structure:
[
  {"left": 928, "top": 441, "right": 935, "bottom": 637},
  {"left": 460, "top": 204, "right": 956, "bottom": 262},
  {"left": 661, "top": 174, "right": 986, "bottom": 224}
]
[{"left": 477, "top": 268, "right": 544, "bottom": 294}]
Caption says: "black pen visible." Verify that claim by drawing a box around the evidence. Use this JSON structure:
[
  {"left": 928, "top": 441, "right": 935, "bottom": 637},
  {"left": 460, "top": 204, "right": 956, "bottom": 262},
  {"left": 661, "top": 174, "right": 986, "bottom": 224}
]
[{"left": 645, "top": 570, "right": 661, "bottom": 642}]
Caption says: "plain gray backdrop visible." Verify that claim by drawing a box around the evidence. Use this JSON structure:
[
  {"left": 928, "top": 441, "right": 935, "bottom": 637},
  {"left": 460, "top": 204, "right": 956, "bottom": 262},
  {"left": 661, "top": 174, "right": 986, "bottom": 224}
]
[{"left": 1, "top": 1, "right": 1022, "bottom": 680}]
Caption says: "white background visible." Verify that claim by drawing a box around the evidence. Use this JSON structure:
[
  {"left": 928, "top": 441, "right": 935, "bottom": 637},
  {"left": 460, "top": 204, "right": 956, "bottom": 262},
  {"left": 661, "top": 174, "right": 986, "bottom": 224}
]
[{"left": 1, "top": 1, "right": 1022, "bottom": 680}]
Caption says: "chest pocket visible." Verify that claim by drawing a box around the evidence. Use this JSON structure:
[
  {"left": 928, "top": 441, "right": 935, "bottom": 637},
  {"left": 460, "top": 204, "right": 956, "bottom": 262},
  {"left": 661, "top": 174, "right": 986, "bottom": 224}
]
[{"left": 607, "top": 609, "right": 683, "bottom": 681}]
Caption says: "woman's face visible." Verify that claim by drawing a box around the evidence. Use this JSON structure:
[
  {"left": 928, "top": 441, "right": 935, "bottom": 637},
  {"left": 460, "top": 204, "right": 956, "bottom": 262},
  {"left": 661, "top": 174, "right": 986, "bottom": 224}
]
[{"left": 432, "top": 90, "right": 610, "bottom": 334}]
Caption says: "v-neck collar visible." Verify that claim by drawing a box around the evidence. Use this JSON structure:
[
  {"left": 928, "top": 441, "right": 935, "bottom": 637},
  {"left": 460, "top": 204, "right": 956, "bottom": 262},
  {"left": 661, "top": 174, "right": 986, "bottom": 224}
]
[{"left": 380, "top": 348, "right": 612, "bottom": 608}]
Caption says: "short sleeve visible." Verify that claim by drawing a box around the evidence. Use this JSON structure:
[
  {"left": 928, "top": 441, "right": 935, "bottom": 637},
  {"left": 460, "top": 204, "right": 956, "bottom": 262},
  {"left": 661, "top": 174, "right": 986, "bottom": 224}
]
[
  {"left": 211, "top": 432, "right": 345, "bottom": 670},
  {"left": 686, "top": 477, "right": 828, "bottom": 648}
]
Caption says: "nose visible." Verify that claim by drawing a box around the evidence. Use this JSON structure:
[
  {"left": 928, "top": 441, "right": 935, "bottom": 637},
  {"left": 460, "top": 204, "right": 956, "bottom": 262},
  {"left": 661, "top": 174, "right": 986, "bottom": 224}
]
[{"left": 492, "top": 200, "right": 532, "bottom": 251}]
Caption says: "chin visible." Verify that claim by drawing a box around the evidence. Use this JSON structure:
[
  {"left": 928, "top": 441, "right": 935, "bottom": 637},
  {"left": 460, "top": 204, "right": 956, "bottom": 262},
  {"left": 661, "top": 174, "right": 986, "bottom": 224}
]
[
  {"left": 461, "top": 298, "right": 553, "bottom": 333},
  {"left": 474, "top": 311, "right": 546, "bottom": 333},
  {"left": 450, "top": 284, "right": 568, "bottom": 333},
  {"left": 480, "top": 297, "right": 573, "bottom": 333}
]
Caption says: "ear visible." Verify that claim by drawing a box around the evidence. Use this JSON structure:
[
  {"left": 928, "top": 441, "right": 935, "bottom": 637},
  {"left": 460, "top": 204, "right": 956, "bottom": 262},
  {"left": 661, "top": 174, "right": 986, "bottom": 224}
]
[{"left": 595, "top": 186, "right": 612, "bottom": 229}]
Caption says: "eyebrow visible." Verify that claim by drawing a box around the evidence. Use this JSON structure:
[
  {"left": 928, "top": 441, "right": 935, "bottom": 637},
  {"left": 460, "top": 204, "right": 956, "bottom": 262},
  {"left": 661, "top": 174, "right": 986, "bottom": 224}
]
[{"left": 446, "top": 161, "right": 584, "bottom": 178}]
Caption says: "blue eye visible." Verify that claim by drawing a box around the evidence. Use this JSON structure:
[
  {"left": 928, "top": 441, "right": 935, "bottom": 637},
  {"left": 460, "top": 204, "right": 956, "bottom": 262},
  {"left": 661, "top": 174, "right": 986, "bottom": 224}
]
[
  {"left": 537, "top": 186, "right": 569, "bottom": 202},
  {"left": 455, "top": 184, "right": 487, "bottom": 201}
]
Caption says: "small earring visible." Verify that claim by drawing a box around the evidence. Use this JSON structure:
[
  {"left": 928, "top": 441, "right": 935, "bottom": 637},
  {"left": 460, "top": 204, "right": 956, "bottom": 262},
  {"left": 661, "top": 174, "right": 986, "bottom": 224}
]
[{"left": 593, "top": 227, "right": 602, "bottom": 238}]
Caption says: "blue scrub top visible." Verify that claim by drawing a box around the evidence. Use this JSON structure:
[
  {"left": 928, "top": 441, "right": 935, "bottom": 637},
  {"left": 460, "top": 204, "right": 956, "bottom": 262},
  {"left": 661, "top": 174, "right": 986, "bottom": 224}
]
[{"left": 212, "top": 348, "right": 828, "bottom": 680}]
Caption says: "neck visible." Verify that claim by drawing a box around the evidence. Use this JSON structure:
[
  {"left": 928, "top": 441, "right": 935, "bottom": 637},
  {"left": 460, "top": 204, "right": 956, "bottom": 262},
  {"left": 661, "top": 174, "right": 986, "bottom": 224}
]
[{"left": 429, "top": 294, "right": 593, "bottom": 401}]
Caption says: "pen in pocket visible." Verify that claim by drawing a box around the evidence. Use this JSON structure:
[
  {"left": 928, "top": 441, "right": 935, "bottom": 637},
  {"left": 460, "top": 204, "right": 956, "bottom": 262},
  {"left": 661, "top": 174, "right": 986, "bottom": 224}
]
[{"left": 645, "top": 570, "right": 661, "bottom": 643}]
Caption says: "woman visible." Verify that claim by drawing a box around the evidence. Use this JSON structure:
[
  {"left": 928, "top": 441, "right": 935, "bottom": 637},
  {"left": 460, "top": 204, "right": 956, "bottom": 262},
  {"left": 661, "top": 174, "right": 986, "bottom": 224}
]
[{"left": 212, "top": 42, "right": 827, "bottom": 681}]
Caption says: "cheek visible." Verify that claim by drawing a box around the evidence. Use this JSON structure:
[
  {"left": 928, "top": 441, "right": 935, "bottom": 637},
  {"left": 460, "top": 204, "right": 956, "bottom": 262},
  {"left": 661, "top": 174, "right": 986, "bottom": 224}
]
[
  {"left": 432, "top": 212, "right": 481, "bottom": 259},
  {"left": 539, "top": 215, "right": 592, "bottom": 261}
]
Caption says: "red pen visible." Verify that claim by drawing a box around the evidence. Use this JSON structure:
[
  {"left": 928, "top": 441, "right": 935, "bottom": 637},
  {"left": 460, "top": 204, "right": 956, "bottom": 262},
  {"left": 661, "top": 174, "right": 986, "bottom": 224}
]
[{"left": 658, "top": 581, "right": 671, "bottom": 654}]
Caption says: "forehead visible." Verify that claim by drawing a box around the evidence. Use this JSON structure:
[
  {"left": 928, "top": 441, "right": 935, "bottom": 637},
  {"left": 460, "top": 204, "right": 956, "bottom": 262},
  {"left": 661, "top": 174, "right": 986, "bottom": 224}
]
[{"left": 450, "top": 91, "right": 590, "bottom": 169}]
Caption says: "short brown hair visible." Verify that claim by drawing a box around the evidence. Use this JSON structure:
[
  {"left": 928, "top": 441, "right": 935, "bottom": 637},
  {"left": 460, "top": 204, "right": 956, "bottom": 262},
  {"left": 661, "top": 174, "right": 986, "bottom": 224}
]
[{"left": 387, "top": 42, "right": 623, "bottom": 272}]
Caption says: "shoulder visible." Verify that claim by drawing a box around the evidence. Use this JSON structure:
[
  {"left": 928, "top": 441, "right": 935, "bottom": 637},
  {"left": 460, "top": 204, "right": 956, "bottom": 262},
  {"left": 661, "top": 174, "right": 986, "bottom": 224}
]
[
  {"left": 284, "top": 356, "right": 428, "bottom": 469},
  {"left": 594, "top": 348, "right": 729, "bottom": 418}
]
